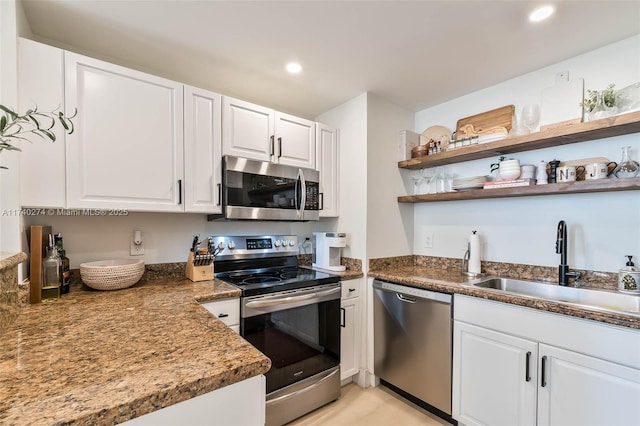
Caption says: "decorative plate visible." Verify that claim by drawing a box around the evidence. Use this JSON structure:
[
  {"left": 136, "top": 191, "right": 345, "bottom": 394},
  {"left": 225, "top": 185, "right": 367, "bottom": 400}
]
[{"left": 421, "top": 125, "right": 452, "bottom": 151}]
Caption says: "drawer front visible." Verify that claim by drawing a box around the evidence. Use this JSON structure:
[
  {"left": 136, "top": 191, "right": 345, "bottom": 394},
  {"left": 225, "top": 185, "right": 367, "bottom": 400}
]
[
  {"left": 201, "top": 298, "right": 240, "bottom": 328},
  {"left": 341, "top": 280, "right": 360, "bottom": 300}
]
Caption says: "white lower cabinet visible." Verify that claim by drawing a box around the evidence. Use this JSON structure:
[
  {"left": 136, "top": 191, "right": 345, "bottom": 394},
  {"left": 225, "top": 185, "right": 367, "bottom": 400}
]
[
  {"left": 121, "top": 374, "right": 265, "bottom": 425},
  {"left": 340, "top": 278, "right": 362, "bottom": 381},
  {"left": 454, "top": 322, "right": 537, "bottom": 426},
  {"left": 453, "top": 294, "right": 640, "bottom": 426},
  {"left": 537, "top": 344, "right": 640, "bottom": 426},
  {"left": 200, "top": 298, "right": 240, "bottom": 333}
]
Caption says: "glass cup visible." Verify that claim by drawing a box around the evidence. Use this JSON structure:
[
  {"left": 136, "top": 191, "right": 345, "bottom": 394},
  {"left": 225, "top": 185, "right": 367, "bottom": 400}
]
[{"left": 521, "top": 104, "right": 541, "bottom": 133}]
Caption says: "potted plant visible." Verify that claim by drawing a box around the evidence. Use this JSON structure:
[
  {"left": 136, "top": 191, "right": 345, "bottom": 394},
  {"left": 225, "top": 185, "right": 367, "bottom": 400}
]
[
  {"left": 579, "top": 84, "right": 622, "bottom": 121},
  {"left": 0, "top": 104, "right": 76, "bottom": 169}
]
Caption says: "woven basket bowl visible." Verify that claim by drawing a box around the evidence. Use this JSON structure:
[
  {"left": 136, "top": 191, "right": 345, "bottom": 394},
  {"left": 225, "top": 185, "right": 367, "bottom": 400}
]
[{"left": 80, "top": 259, "right": 145, "bottom": 290}]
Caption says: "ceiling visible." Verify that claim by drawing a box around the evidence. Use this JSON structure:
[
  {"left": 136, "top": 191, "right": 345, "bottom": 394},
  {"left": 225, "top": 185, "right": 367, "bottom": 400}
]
[{"left": 20, "top": 0, "right": 640, "bottom": 118}]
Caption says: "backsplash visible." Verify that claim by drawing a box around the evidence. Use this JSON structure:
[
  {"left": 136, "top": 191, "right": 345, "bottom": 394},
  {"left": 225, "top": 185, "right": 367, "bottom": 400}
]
[{"left": 370, "top": 255, "right": 618, "bottom": 291}]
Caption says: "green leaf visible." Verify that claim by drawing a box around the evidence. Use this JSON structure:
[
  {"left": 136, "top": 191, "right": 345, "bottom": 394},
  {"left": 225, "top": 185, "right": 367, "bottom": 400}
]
[
  {"left": 0, "top": 104, "right": 18, "bottom": 119},
  {"left": 0, "top": 115, "right": 6, "bottom": 132}
]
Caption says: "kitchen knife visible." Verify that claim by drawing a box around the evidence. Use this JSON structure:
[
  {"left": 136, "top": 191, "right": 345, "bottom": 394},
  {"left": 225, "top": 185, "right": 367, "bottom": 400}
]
[{"left": 191, "top": 235, "right": 199, "bottom": 253}]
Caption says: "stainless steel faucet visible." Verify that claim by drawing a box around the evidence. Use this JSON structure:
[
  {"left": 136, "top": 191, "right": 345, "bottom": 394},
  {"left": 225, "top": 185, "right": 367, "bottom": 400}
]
[{"left": 556, "top": 220, "right": 580, "bottom": 286}]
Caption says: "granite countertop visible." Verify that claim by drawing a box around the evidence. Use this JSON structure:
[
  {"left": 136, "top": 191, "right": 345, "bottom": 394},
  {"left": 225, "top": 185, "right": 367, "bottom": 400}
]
[
  {"left": 368, "top": 266, "right": 640, "bottom": 330},
  {"left": 0, "top": 277, "right": 271, "bottom": 425},
  {"left": 300, "top": 265, "right": 363, "bottom": 280}
]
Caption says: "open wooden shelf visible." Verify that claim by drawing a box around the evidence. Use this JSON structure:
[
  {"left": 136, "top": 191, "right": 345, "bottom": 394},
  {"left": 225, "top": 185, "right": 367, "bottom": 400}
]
[
  {"left": 398, "top": 111, "right": 640, "bottom": 170},
  {"left": 398, "top": 177, "right": 640, "bottom": 203}
]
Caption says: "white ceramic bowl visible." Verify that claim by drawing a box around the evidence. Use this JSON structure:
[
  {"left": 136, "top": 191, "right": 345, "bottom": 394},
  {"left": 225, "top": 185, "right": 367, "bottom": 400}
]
[
  {"left": 80, "top": 259, "right": 145, "bottom": 290},
  {"left": 500, "top": 159, "right": 520, "bottom": 167}
]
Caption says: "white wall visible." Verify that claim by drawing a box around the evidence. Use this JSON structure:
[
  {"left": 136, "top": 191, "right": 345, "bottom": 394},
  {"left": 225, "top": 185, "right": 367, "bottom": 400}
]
[
  {"left": 366, "top": 93, "right": 414, "bottom": 260},
  {"left": 314, "top": 93, "right": 368, "bottom": 263},
  {"left": 413, "top": 35, "right": 640, "bottom": 272}
]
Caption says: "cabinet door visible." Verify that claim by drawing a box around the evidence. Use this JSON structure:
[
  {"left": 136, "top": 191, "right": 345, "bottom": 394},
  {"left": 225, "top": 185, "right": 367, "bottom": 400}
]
[
  {"left": 274, "top": 112, "right": 315, "bottom": 169},
  {"left": 184, "top": 86, "right": 222, "bottom": 213},
  {"left": 340, "top": 297, "right": 360, "bottom": 380},
  {"left": 316, "top": 123, "right": 339, "bottom": 217},
  {"left": 65, "top": 52, "right": 184, "bottom": 212},
  {"left": 200, "top": 298, "right": 240, "bottom": 332},
  {"left": 17, "top": 38, "right": 66, "bottom": 208},
  {"left": 538, "top": 344, "right": 640, "bottom": 426},
  {"left": 222, "top": 96, "right": 273, "bottom": 162},
  {"left": 453, "top": 321, "right": 538, "bottom": 426}
]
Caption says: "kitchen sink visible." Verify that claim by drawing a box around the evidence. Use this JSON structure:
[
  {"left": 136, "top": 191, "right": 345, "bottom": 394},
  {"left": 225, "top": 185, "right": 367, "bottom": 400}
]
[{"left": 467, "top": 277, "right": 640, "bottom": 317}]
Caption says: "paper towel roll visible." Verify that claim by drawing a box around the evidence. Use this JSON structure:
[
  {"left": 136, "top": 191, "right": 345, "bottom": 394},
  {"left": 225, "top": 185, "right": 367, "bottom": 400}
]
[{"left": 469, "top": 231, "right": 481, "bottom": 275}]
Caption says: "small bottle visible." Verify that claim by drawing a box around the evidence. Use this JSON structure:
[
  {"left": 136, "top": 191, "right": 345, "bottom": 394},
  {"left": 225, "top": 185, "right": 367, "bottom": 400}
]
[
  {"left": 536, "top": 160, "right": 548, "bottom": 185},
  {"left": 618, "top": 255, "right": 640, "bottom": 294},
  {"left": 42, "top": 234, "right": 61, "bottom": 301},
  {"left": 54, "top": 233, "right": 71, "bottom": 294}
]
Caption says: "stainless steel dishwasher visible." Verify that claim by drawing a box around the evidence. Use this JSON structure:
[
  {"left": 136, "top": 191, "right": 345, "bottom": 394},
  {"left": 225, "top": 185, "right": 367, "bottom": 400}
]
[{"left": 373, "top": 279, "right": 453, "bottom": 419}]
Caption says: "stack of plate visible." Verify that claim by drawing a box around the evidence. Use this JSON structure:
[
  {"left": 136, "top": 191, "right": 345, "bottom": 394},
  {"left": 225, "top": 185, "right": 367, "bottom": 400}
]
[
  {"left": 478, "top": 131, "right": 509, "bottom": 144},
  {"left": 452, "top": 175, "right": 486, "bottom": 190}
]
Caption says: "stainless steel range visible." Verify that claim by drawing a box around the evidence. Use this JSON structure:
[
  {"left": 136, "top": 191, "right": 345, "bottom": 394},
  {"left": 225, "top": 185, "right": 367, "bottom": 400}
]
[{"left": 211, "top": 235, "right": 341, "bottom": 426}]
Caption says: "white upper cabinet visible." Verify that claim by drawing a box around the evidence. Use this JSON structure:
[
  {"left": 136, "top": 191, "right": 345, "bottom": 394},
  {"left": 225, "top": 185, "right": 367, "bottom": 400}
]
[
  {"left": 274, "top": 112, "right": 315, "bottom": 169},
  {"left": 222, "top": 97, "right": 274, "bottom": 162},
  {"left": 316, "top": 123, "right": 339, "bottom": 217},
  {"left": 222, "top": 96, "right": 315, "bottom": 168},
  {"left": 17, "top": 39, "right": 66, "bottom": 208},
  {"left": 65, "top": 52, "right": 184, "bottom": 212},
  {"left": 184, "top": 86, "right": 222, "bottom": 213}
]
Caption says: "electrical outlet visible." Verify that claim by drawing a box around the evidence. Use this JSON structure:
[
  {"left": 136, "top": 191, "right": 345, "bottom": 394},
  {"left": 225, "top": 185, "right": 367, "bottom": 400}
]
[
  {"left": 130, "top": 237, "right": 145, "bottom": 256},
  {"left": 424, "top": 234, "right": 433, "bottom": 249}
]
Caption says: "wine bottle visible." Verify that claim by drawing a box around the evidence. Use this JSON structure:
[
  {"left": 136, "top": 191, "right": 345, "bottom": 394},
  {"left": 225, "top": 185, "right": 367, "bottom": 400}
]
[
  {"left": 54, "top": 233, "right": 71, "bottom": 294},
  {"left": 42, "top": 234, "right": 61, "bottom": 301}
]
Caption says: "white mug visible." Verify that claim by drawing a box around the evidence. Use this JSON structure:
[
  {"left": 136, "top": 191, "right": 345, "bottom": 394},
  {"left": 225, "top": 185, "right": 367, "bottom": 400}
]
[
  {"left": 585, "top": 161, "right": 617, "bottom": 180},
  {"left": 557, "top": 165, "right": 585, "bottom": 182}
]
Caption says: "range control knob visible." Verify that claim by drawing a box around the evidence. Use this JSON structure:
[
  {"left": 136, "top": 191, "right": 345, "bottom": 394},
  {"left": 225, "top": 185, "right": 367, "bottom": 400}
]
[
  {"left": 288, "top": 240, "right": 296, "bottom": 247},
  {"left": 228, "top": 241, "right": 236, "bottom": 250},
  {"left": 274, "top": 240, "right": 281, "bottom": 248},
  {"left": 217, "top": 242, "right": 225, "bottom": 250}
]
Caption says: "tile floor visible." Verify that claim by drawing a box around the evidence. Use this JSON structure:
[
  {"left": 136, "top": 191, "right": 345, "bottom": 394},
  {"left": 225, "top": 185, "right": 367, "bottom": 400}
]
[{"left": 289, "top": 383, "right": 452, "bottom": 426}]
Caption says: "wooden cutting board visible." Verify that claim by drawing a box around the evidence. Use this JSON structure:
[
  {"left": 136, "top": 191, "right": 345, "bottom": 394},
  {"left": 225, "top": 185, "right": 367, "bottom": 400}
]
[
  {"left": 540, "top": 72, "right": 584, "bottom": 130},
  {"left": 456, "top": 105, "right": 514, "bottom": 137}
]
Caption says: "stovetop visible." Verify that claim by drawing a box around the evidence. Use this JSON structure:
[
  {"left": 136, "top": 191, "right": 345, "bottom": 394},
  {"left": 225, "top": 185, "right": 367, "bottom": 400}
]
[{"left": 216, "top": 265, "right": 339, "bottom": 296}]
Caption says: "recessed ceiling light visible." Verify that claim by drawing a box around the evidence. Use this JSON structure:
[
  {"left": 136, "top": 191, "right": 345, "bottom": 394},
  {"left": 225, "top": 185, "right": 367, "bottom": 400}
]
[
  {"left": 286, "top": 62, "right": 302, "bottom": 74},
  {"left": 529, "top": 5, "right": 555, "bottom": 22}
]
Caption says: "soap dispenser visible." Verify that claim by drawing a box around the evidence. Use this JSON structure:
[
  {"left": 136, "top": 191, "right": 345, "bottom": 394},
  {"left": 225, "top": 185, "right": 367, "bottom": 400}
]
[{"left": 618, "top": 255, "right": 640, "bottom": 294}]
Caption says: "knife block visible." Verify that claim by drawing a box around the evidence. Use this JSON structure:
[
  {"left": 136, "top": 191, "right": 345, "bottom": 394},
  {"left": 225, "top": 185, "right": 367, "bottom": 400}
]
[{"left": 185, "top": 252, "right": 214, "bottom": 282}]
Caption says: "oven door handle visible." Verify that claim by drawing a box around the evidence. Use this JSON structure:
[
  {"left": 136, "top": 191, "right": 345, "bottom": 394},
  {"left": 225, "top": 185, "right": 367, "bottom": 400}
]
[{"left": 245, "top": 287, "right": 340, "bottom": 308}]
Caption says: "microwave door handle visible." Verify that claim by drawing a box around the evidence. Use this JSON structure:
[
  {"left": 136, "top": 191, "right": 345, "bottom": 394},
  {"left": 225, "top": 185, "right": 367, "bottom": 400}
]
[{"left": 299, "top": 169, "right": 307, "bottom": 219}]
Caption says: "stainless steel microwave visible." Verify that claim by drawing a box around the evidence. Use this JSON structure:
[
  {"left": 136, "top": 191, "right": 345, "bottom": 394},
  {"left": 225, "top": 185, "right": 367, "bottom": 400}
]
[{"left": 207, "top": 156, "right": 320, "bottom": 221}]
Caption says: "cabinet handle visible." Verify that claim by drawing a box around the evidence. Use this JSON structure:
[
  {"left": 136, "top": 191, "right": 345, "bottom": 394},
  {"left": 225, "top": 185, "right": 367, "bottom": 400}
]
[
  {"left": 278, "top": 137, "right": 282, "bottom": 158},
  {"left": 217, "top": 183, "right": 222, "bottom": 206},
  {"left": 340, "top": 307, "right": 346, "bottom": 328},
  {"left": 319, "top": 192, "right": 324, "bottom": 210},
  {"left": 178, "top": 180, "right": 182, "bottom": 205},
  {"left": 270, "top": 135, "right": 275, "bottom": 156},
  {"left": 541, "top": 355, "right": 547, "bottom": 387},
  {"left": 525, "top": 351, "right": 531, "bottom": 382},
  {"left": 348, "top": 288, "right": 356, "bottom": 292},
  {"left": 218, "top": 313, "right": 229, "bottom": 318}
]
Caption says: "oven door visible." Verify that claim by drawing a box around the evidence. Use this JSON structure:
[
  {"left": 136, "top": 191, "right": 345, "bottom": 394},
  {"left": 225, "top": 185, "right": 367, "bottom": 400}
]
[
  {"left": 208, "top": 155, "right": 320, "bottom": 221},
  {"left": 241, "top": 283, "right": 340, "bottom": 394}
]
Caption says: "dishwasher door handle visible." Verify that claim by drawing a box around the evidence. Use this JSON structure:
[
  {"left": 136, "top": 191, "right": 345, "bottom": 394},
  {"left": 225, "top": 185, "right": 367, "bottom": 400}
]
[{"left": 396, "top": 293, "right": 417, "bottom": 303}]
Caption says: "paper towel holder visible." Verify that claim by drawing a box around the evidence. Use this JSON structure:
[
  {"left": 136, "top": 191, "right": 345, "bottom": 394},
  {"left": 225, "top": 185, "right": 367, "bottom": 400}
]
[{"left": 461, "top": 231, "right": 483, "bottom": 277}]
